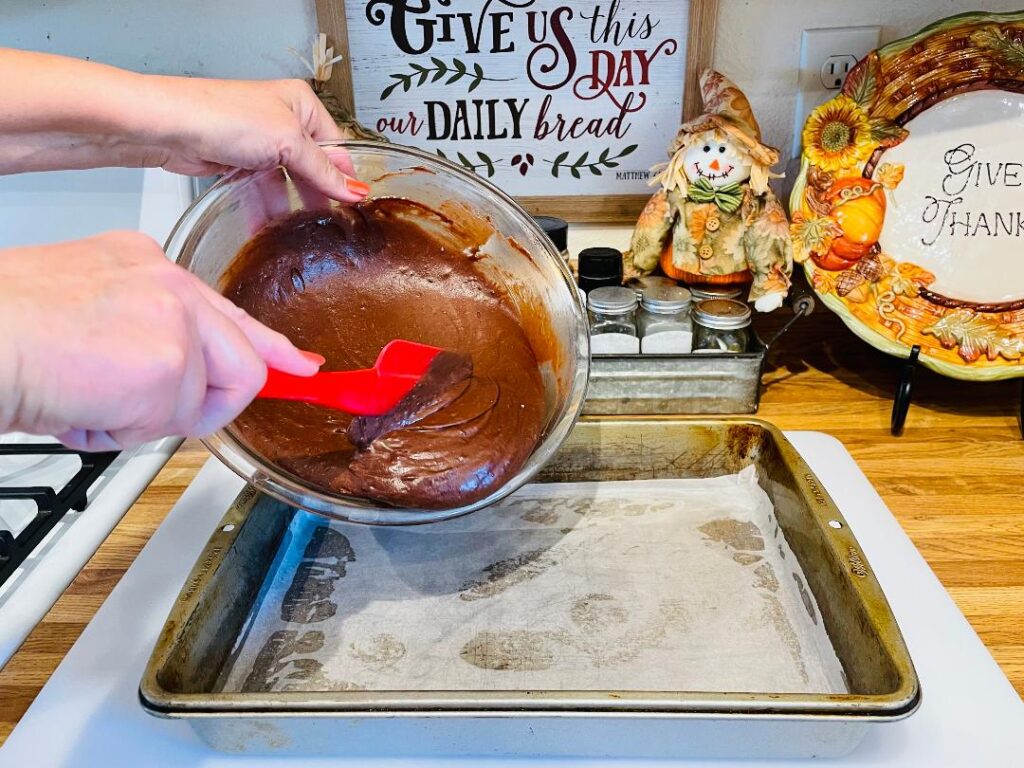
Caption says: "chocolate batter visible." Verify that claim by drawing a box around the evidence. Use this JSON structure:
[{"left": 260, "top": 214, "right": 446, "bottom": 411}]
[{"left": 222, "top": 201, "right": 546, "bottom": 509}]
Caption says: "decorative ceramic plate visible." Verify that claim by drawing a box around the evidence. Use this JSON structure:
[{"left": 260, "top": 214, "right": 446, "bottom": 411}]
[{"left": 791, "top": 11, "right": 1024, "bottom": 381}]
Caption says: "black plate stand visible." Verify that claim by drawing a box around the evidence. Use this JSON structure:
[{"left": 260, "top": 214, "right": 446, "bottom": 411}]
[{"left": 890, "top": 345, "right": 1024, "bottom": 438}]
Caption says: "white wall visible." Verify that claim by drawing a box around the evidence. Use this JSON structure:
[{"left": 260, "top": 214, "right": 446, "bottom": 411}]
[
  {"left": 716, "top": 0, "right": 1024, "bottom": 172},
  {"left": 0, "top": 0, "right": 316, "bottom": 79},
  {"left": 1, "top": 0, "right": 1020, "bottom": 164}
]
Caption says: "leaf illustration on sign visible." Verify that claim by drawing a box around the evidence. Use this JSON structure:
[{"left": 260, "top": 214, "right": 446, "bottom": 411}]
[
  {"left": 381, "top": 58, "right": 514, "bottom": 100},
  {"left": 436, "top": 148, "right": 501, "bottom": 177},
  {"left": 549, "top": 145, "right": 638, "bottom": 178}
]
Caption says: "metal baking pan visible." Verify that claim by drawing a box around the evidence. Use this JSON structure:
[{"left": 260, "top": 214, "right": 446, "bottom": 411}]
[
  {"left": 583, "top": 279, "right": 815, "bottom": 416},
  {"left": 140, "top": 419, "right": 919, "bottom": 760}
]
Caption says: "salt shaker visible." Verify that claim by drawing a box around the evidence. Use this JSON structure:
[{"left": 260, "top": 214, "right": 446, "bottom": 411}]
[
  {"left": 625, "top": 274, "right": 676, "bottom": 301},
  {"left": 587, "top": 286, "right": 640, "bottom": 355},
  {"left": 638, "top": 284, "right": 693, "bottom": 354}
]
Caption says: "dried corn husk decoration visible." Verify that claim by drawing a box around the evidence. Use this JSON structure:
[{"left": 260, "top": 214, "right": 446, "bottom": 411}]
[{"left": 291, "top": 33, "right": 387, "bottom": 143}]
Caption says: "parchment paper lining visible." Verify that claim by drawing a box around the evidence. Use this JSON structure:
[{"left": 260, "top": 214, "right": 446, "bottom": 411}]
[{"left": 222, "top": 468, "right": 847, "bottom": 695}]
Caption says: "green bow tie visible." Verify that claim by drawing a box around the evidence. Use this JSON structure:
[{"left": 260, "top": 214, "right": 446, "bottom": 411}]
[{"left": 687, "top": 178, "right": 744, "bottom": 214}]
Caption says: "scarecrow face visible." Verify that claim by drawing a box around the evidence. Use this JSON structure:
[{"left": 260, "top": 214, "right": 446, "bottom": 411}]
[{"left": 683, "top": 132, "right": 752, "bottom": 189}]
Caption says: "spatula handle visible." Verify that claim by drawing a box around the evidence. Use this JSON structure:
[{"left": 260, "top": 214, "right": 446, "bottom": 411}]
[{"left": 258, "top": 368, "right": 375, "bottom": 411}]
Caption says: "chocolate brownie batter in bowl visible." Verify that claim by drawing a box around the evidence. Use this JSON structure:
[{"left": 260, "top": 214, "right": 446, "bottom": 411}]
[{"left": 165, "top": 142, "right": 589, "bottom": 524}]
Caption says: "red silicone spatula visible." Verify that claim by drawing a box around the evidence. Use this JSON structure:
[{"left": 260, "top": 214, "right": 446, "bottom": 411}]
[{"left": 257, "top": 340, "right": 443, "bottom": 416}]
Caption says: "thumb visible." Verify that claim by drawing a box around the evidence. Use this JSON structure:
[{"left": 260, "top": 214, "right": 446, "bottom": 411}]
[{"left": 286, "top": 135, "right": 369, "bottom": 203}]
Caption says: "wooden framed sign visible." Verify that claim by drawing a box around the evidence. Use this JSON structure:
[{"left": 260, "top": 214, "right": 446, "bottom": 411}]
[{"left": 315, "top": 0, "right": 719, "bottom": 221}]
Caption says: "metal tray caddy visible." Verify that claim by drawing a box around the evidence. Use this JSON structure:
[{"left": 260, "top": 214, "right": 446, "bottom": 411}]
[
  {"left": 140, "top": 419, "right": 918, "bottom": 759},
  {"left": 584, "top": 281, "right": 816, "bottom": 415}
]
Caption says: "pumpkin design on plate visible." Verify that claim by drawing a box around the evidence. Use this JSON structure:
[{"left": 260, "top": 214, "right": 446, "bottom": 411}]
[{"left": 826, "top": 177, "right": 886, "bottom": 263}]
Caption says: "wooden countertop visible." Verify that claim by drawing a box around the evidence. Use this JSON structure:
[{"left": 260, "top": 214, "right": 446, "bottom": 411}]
[{"left": 1, "top": 310, "right": 1022, "bottom": 742}]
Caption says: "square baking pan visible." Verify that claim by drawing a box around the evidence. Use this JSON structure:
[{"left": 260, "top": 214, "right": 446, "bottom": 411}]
[{"left": 140, "top": 418, "right": 919, "bottom": 759}]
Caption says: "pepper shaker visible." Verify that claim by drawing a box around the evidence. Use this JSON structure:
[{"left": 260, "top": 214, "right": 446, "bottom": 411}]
[
  {"left": 638, "top": 284, "right": 693, "bottom": 354},
  {"left": 692, "top": 299, "right": 752, "bottom": 353}
]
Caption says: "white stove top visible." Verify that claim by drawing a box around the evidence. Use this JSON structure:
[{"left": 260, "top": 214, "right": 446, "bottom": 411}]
[
  {"left": 0, "top": 438, "right": 182, "bottom": 666},
  {"left": 0, "top": 165, "right": 194, "bottom": 666},
  {"left": 0, "top": 434, "right": 80, "bottom": 538},
  {"left": 2, "top": 432, "right": 1021, "bottom": 766}
]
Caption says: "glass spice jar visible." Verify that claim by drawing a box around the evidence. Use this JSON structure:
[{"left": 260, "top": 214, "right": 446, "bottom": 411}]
[
  {"left": 689, "top": 284, "right": 745, "bottom": 302},
  {"left": 638, "top": 284, "right": 693, "bottom": 354},
  {"left": 625, "top": 274, "right": 677, "bottom": 301},
  {"left": 587, "top": 286, "right": 640, "bottom": 355},
  {"left": 692, "top": 298, "right": 752, "bottom": 353}
]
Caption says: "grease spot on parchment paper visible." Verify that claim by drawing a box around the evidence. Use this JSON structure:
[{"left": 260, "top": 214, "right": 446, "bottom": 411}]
[
  {"left": 792, "top": 573, "right": 818, "bottom": 624},
  {"left": 461, "top": 630, "right": 557, "bottom": 671},
  {"left": 760, "top": 594, "right": 809, "bottom": 685},
  {"left": 349, "top": 633, "right": 407, "bottom": 669},
  {"left": 461, "top": 597, "right": 687, "bottom": 671},
  {"left": 520, "top": 503, "right": 559, "bottom": 525},
  {"left": 732, "top": 552, "right": 763, "bottom": 566},
  {"left": 459, "top": 548, "right": 556, "bottom": 601},
  {"left": 281, "top": 526, "right": 355, "bottom": 624},
  {"left": 570, "top": 593, "right": 627, "bottom": 629},
  {"left": 243, "top": 630, "right": 321, "bottom": 691},
  {"left": 244, "top": 629, "right": 365, "bottom": 693},
  {"left": 698, "top": 518, "right": 765, "bottom": 552},
  {"left": 753, "top": 562, "right": 779, "bottom": 593},
  {"left": 572, "top": 599, "right": 687, "bottom": 666}
]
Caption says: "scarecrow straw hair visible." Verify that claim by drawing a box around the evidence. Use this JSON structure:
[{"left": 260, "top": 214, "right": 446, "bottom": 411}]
[
  {"left": 650, "top": 129, "right": 777, "bottom": 197},
  {"left": 290, "top": 33, "right": 344, "bottom": 87}
]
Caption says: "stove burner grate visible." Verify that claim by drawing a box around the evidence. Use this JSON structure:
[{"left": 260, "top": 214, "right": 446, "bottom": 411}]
[{"left": 0, "top": 444, "right": 118, "bottom": 588}]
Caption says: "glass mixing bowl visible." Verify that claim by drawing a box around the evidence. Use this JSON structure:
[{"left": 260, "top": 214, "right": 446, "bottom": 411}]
[{"left": 165, "top": 141, "right": 589, "bottom": 524}]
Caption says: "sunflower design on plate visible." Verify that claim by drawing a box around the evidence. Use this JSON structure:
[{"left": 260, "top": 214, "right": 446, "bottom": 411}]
[
  {"left": 791, "top": 10, "right": 1024, "bottom": 381},
  {"left": 802, "top": 96, "right": 875, "bottom": 174}
]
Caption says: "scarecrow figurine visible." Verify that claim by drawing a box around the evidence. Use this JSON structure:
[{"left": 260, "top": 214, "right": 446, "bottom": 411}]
[{"left": 631, "top": 71, "right": 792, "bottom": 312}]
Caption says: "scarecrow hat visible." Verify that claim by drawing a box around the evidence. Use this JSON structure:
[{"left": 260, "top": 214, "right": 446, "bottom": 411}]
[{"left": 671, "top": 70, "right": 780, "bottom": 168}]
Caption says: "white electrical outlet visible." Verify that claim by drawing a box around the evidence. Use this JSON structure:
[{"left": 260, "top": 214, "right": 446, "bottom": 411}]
[
  {"left": 792, "top": 26, "right": 881, "bottom": 157},
  {"left": 820, "top": 54, "right": 860, "bottom": 89}
]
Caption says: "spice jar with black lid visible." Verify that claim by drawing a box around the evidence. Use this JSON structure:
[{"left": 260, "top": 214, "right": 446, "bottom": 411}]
[
  {"left": 532, "top": 215, "right": 569, "bottom": 262},
  {"left": 578, "top": 246, "right": 624, "bottom": 294}
]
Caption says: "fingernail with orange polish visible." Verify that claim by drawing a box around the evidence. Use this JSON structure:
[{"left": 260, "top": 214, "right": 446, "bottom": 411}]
[
  {"left": 345, "top": 177, "right": 371, "bottom": 197},
  {"left": 300, "top": 350, "right": 327, "bottom": 366}
]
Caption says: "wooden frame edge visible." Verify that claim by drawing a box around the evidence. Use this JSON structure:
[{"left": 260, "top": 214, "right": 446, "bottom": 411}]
[
  {"left": 315, "top": 0, "right": 356, "bottom": 115},
  {"left": 684, "top": 0, "right": 720, "bottom": 121}
]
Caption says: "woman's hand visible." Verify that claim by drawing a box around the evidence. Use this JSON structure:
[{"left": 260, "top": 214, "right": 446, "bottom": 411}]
[
  {"left": 0, "top": 232, "right": 323, "bottom": 451},
  {"left": 141, "top": 76, "right": 369, "bottom": 201},
  {"left": 0, "top": 48, "right": 367, "bottom": 202}
]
